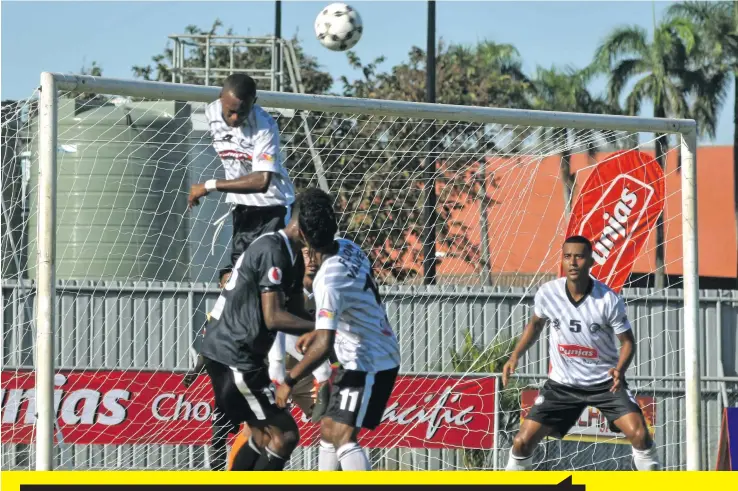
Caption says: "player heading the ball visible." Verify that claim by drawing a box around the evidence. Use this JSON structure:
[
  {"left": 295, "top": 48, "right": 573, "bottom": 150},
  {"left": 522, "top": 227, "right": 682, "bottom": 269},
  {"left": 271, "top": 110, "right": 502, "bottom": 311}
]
[
  {"left": 189, "top": 73, "right": 296, "bottom": 267},
  {"left": 274, "top": 188, "right": 401, "bottom": 472},
  {"left": 502, "top": 235, "right": 660, "bottom": 471}
]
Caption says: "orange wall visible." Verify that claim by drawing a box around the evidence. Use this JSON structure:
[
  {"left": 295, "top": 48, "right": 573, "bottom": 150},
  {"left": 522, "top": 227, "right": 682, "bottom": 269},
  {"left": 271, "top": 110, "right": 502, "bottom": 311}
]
[{"left": 397, "top": 146, "right": 736, "bottom": 279}]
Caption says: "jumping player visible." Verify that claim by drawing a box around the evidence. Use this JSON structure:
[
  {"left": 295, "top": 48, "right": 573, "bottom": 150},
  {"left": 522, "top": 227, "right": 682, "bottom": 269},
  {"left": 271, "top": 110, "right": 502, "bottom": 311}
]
[
  {"left": 502, "top": 235, "right": 660, "bottom": 471},
  {"left": 199, "top": 198, "right": 317, "bottom": 471},
  {"left": 274, "top": 188, "right": 401, "bottom": 472},
  {"left": 188, "top": 73, "right": 295, "bottom": 267}
]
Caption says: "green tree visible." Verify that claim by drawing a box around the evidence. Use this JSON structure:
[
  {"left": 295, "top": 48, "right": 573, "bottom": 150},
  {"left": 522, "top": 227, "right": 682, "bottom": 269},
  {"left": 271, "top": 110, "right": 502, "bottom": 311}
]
[
  {"left": 592, "top": 18, "right": 706, "bottom": 289},
  {"left": 667, "top": 1, "right": 737, "bottom": 284},
  {"left": 450, "top": 331, "right": 521, "bottom": 469},
  {"left": 329, "top": 41, "right": 534, "bottom": 284},
  {"left": 532, "top": 66, "right": 621, "bottom": 215}
]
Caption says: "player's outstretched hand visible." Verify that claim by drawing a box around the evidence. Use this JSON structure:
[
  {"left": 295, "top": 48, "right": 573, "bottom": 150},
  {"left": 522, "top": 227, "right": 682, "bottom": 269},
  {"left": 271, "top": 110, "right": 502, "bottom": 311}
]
[
  {"left": 188, "top": 183, "right": 208, "bottom": 209},
  {"left": 296, "top": 330, "right": 319, "bottom": 354},
  {"left": 502, "top": 355, "right": 518, "bottom": 388},
  {"left": 275, "top": 383, "right": 292, "bottom": 409},
  {"left": 608, "top": 368, "right": 622, "bottom": 392}
]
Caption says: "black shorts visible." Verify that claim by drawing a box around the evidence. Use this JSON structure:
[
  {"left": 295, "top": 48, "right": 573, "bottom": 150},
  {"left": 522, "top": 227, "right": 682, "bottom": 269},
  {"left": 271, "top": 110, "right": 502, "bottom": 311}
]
[
  {"left": 231, "top": 204, "right": 290, "bottom": 266},
  {"left": 212, "top": 405, "right": 240, "bottom": 437},
  {"left": 525, "top": 379, "right": 643, "bottom": 439},
  {"left": 205, "top": 358, "right": 287, "bottom": 427},
  {"left": 323, "top": 366, "right": 399, "bottom": 430}
]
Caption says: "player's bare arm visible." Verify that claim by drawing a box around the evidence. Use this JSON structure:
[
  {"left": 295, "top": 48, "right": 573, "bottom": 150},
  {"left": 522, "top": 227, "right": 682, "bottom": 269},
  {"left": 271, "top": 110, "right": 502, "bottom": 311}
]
[
  {"left": 286, "top": 288, "right": 315, "bottom": 322},
  {"left": 609, "top": 329, "right": 636, "bottom": 392},
  {"left": 295, "top": 330, "right": 319, "bottom": 354},
  {"left": 275, "top": 329, "right": 334, "bottom": 408},
  {"left": 502, "top": 314, "right": 547, "bottom": 387},
  {"left": 188, "top": 172, "right": 272, "bottom": 208},
  {"left": 261, "top": 290, "right": 315, "bottom": 335}
]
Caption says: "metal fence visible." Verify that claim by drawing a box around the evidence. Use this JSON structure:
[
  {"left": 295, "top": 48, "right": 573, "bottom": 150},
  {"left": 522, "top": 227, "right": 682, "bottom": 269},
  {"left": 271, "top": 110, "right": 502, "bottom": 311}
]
[{"left": 2, "top": 281, "right": 737, "bottom": 470}]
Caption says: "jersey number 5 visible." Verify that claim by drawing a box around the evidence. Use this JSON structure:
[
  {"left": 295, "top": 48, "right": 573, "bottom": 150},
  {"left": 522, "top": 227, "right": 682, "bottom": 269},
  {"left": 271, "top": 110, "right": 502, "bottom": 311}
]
[{"left": 569, "top": 320, "right": 582, "bottom": 333}]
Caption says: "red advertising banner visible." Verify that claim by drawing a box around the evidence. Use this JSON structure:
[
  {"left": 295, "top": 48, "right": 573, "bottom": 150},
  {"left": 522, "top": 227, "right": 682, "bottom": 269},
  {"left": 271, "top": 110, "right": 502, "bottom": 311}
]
[
  {"left": 564, "top": 150, "right": 665, "bottom": 293},
  {"left": 0, "top": 370, "right": 496, "bottom": 449},
  {"left": 519, "top": 389, "right": 656, "bottom": 444}
]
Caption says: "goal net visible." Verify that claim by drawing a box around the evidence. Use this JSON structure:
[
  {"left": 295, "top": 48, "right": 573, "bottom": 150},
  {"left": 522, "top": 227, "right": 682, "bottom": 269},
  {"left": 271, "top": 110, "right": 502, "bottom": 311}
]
[{"left": 1, "top": 75, "right": 704, "bottom": 471}]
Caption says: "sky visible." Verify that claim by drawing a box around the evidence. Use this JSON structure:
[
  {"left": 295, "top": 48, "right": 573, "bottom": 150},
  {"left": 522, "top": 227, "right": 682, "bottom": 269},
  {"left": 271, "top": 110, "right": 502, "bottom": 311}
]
[{"left": 0, "top": 0, "right": 733, "bottom": 145}]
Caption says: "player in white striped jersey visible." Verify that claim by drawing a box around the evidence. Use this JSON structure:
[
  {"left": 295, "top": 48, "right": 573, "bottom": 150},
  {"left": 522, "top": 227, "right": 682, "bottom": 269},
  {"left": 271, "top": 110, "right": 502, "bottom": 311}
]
[
  {"left": 188, "top": 73, "right": 296, "bottom": 267},
  {"left": 274, "top": 188, "right": 401, "bottom": 472},
  {"left": 502, "top": 236, "right": 660, "bottom": 471}
]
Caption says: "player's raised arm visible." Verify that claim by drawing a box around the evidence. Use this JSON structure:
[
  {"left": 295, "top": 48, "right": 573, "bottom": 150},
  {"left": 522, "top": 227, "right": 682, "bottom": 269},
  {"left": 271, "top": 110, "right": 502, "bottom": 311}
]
[{"left": 188, "top": 130, "right": 275, "bottom": 206}]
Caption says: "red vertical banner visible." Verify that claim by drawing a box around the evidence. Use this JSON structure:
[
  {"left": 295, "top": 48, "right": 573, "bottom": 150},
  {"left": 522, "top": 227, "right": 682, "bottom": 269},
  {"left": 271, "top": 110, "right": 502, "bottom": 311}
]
[{"left": 564, "top": 150, "right": 665, "bottom": 293}]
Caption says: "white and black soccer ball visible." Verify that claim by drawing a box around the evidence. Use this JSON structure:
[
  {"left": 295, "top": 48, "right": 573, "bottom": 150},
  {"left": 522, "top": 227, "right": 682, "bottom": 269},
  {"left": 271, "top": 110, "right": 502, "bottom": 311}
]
[{"left": 314, "top": 3, "right": 363, "bottom": 52}]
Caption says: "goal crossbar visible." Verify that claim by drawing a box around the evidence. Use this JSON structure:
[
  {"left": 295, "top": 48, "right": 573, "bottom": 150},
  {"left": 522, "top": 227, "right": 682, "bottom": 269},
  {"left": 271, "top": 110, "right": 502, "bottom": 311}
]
[
  {"left": 33, "top": 72, "right": 702, "bottom": 471},
  {"left": 48, "top": 73, "right": 697, "bottom": 134}
]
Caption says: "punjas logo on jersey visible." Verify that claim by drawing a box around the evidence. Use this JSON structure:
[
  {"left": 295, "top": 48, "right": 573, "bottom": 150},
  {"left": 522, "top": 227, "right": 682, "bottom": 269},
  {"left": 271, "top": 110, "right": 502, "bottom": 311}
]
[
  {"left": 267, "top": 267, "right": 283, "bottom": 285},
  {"left": 558, "top": 344, "right": 598, "bottom": 359}
]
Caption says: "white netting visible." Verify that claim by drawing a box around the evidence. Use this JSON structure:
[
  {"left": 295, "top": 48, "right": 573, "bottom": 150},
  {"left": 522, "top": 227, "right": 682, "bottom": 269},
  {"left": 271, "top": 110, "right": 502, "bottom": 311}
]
[{"left": 1, "top": 87, "right": 702, "bottom": 471}]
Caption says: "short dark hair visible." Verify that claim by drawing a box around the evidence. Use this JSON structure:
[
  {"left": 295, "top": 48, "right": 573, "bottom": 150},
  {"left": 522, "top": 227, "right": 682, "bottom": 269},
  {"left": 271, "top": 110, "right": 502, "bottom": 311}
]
[
  {"left": 297, "top": 188, "right": 338, "bottom": 253},
  {"left": 563, "top": 235, "right": 593, "bottom": 255},
  {"left": 222, "top": 73, "right": 257, "bottom": 101},
  {"left": 218, "top": 266, "right": 232, "bottom": 282}
]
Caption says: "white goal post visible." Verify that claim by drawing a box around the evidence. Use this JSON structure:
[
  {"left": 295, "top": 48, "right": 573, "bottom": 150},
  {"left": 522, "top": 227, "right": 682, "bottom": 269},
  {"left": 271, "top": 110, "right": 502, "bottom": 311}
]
[{"left": 31, "top": 71, "right": 701, "bottom": 471}]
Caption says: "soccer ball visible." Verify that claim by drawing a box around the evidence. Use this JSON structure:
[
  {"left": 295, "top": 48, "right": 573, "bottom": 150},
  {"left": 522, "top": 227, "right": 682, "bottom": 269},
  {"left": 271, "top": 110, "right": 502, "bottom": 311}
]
[{"left": 314, "top": 3, "right": 363, "bottom": 52}]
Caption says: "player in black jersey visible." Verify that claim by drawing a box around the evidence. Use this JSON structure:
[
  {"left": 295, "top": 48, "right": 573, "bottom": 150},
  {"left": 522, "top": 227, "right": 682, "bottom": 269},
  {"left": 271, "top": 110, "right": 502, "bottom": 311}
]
[
  {"left": 183, "top": 266, "right": 241, "bottom": 471},
  {"left": 199, "top": 190, "right": 320, "bottom": 471}
]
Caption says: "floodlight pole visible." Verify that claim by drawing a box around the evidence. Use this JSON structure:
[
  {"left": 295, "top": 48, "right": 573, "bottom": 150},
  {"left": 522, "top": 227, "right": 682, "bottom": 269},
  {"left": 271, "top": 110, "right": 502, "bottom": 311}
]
[
  {"left": 422, "top": 0, "right": 438, "bottom": 285},
  {"left": 275, "top": 1, "right": 282, "bottom": 92}
]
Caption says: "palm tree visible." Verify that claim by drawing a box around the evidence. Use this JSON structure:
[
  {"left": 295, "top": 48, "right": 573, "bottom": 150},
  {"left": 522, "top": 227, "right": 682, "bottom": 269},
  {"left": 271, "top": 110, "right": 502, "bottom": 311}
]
[
  {"left": 667, "top": 1, "right": 737, "bottom": 285},
  {"left": 532, "top": 66, "right": 619, "bottom": 216},
  {"left": 592, "top": 18, "right": 704, "bottom": 289}
]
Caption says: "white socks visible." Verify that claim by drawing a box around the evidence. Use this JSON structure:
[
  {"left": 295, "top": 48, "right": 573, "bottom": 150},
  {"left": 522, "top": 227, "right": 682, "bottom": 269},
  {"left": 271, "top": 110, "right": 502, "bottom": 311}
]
[
  {"left": 505, "top": 450, "right": 533, "bottom": 471},
  {"left": 633, "top": 445, "right": 660, "bottom": 470},
  {"left": 504, "top": 446, "right": 659, "bottom": 471},
  {"left": 337, "top": 442, "right": 371, "bottom": 470},
  {"left": 318, "top": 440, "right": 340, "bottom": 471}
]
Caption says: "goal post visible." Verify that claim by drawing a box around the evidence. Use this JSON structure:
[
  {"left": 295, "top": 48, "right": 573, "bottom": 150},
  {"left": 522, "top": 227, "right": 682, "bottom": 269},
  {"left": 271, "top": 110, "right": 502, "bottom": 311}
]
[{"left": 27, "top": 72, "right": 701, "bottom": 471}]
